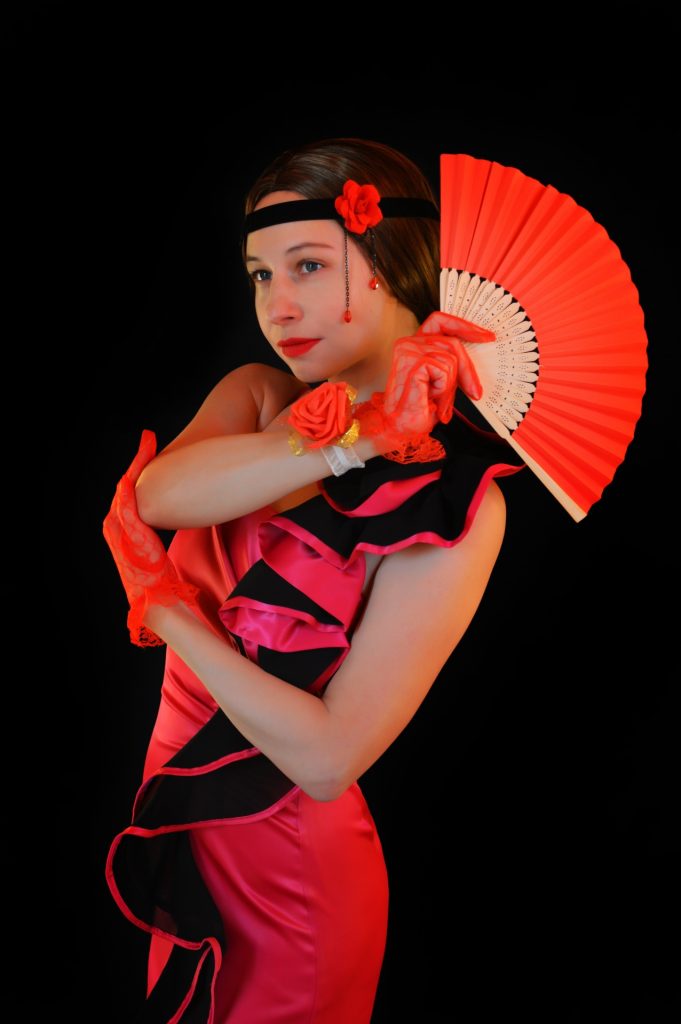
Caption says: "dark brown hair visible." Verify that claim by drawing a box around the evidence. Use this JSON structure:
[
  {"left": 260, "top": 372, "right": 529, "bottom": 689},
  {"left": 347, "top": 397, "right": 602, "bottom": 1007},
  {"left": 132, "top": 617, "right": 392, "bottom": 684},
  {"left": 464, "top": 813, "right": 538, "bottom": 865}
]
[{"left": 241, "top": 137, "right": 440, "bottom": 325}]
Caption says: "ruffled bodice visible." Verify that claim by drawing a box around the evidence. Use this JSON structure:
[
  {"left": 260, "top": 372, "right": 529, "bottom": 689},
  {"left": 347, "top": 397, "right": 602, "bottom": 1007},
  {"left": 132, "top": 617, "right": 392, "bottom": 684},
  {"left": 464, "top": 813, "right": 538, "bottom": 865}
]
[{"left": 217, "top": 407, "right": 525, "bottom": 698}]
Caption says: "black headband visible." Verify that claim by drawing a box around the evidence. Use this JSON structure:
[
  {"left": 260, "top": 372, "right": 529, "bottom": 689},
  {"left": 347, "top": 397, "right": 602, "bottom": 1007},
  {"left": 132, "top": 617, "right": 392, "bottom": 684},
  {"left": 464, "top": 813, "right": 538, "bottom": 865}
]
[{"left": 242, "top": 196, "right": 440, "bottom": 242}]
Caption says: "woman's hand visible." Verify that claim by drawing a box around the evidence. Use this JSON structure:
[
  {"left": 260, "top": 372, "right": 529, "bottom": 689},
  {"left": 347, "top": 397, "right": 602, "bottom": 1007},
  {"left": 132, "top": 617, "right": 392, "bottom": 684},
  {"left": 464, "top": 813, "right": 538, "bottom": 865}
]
[
  {"left": 381, "top": 311, "right": 495, "bottom": 436},
  {"left": 102, "top": 429, "right": 200, "bottom": 646}
]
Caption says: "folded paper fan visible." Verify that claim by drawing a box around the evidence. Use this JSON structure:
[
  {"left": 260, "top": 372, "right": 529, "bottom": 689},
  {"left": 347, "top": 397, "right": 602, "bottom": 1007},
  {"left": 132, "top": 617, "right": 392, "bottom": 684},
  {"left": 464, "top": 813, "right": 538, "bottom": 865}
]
[{"left": 440, "top": 153, "right": 648, "bottom": 522}]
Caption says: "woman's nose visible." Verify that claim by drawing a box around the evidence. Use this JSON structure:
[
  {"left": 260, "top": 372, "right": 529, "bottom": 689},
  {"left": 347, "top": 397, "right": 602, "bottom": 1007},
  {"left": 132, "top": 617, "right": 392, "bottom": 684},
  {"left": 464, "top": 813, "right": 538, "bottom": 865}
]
[{"left": 264, "top": 276, "right": 302, "bottom": 323}]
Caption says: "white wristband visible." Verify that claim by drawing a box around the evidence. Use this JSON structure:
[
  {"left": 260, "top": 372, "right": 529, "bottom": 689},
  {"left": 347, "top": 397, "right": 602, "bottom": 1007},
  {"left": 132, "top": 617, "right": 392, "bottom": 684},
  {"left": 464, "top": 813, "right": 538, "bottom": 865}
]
[{"left": 320, "top": 443, "right": 366, "bottom": 477}]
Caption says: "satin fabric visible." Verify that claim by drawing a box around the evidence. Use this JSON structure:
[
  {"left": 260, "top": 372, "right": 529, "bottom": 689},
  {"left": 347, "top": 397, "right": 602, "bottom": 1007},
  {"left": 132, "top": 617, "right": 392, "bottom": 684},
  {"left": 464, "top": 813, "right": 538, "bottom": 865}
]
[
  {"left": 142, "top": 506, "right": 389, "bottom": 1023},
  {"left": 129, "top": 411, "right": 526, "bottom": 1022}
]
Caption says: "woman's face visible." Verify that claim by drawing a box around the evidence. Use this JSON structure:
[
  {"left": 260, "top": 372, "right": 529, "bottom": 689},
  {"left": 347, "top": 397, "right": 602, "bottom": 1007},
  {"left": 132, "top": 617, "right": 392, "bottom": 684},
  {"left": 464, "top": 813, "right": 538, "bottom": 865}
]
[{"left": 245, "top": 190, "right": 417, "bottom": 396}]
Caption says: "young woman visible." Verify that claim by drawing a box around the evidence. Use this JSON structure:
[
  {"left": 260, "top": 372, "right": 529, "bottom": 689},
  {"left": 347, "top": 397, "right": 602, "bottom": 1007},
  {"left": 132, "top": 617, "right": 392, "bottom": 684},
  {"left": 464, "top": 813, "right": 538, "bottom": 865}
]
[{"left": 103, "top": 137, "right": 525, "bottom": 1023}]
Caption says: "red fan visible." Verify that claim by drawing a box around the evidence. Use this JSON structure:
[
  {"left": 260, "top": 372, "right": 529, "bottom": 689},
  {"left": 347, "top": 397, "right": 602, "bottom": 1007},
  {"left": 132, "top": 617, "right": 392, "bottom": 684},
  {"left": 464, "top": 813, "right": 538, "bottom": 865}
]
[{"left": 440, "top": 153, "right": 648, "bottom": 521}]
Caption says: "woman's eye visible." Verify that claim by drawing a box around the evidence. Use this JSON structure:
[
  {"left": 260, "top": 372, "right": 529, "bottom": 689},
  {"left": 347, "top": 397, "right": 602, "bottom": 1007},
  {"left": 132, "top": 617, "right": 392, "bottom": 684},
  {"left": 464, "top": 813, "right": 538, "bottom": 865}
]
[{"left": 250, "top": 260, "right": 323, "bottom": 284}]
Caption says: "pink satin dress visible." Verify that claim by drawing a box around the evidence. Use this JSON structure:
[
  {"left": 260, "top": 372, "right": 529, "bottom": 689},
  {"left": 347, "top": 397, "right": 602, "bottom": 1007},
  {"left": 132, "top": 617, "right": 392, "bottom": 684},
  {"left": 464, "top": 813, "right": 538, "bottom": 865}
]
[
  {"left": 143, "top": 505, "right": 390, "bottom": 1023},
  {"left": 106, "top": 408, "right": 525, "bottom": 1023}
]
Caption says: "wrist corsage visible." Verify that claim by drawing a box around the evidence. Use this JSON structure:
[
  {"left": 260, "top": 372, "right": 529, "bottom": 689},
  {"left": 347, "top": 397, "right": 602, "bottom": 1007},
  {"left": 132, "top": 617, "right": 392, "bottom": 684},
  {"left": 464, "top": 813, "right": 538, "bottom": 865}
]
[
  {"left": 285, "top": 376, "right": 445, "bottom": 468},
  {"left": 287, "top": 381, "right": 360, "bottom": 453}
]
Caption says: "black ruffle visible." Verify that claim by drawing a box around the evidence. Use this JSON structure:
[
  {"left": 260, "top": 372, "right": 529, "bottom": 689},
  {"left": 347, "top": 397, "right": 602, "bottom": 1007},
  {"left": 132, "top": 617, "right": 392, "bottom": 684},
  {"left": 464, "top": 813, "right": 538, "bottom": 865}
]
[
  {"left": 218, "top": 406, "right": 525, "bottom": 692},
  {"left": 287, "top": 406, "right": 525, "bottom": 558},
  {"left": 321, "top": 404, "right": 525, "bottom": 513}
]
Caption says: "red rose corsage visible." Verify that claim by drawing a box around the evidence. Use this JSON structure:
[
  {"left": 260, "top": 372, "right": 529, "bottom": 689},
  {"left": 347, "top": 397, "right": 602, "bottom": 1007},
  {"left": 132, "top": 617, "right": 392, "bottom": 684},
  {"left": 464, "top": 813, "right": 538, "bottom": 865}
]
[
  {"left": 287, "top": 381, "right": 359, "bottom": 450},
  {"left": 334, "top": 180, "right": 383, "bottom": 234}
]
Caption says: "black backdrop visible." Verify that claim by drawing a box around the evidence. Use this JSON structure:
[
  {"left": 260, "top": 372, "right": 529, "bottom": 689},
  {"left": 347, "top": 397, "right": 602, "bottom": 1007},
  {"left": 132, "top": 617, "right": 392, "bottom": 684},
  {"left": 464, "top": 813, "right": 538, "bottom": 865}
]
[{"left": 6, "top": 9, "right": 677, "bottom": 1023}]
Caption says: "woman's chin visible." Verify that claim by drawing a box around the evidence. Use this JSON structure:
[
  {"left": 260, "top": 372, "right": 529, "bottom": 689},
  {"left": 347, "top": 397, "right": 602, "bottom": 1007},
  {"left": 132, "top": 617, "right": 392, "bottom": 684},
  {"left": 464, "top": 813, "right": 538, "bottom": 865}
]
[{"left": 288, "top": 366, "right": 327, "bottom": 385}]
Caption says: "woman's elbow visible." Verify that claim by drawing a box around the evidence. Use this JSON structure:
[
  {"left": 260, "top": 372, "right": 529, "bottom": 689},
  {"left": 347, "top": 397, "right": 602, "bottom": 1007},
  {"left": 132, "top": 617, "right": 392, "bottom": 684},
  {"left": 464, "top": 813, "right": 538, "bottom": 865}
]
[
  {"left": 135, "top": 464, "right": 176, "bottom": 528},
  {"left": 305, "top": 779, "right": 348, "bottom": 802},
  {"left": 134, "top": 470, "right": 158, "bottom": 526},
  {"left": 303, "top": 754, "right": 350, "bottom": 802}
]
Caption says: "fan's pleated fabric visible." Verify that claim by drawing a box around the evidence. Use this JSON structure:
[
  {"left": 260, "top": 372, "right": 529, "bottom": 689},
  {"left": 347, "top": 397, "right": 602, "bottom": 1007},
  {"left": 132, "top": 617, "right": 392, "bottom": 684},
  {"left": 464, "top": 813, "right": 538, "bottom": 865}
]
[{"left": 439, "top": 153, "right": 648, "bottom": 521}]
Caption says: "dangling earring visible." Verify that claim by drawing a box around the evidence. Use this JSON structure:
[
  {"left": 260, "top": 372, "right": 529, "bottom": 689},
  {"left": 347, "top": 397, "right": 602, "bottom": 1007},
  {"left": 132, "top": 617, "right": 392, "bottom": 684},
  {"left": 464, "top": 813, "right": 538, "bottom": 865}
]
[
  {"left": 343, "top": 227, "right": 352, "bottom": 323},
  {"left": 343, "top": 226, "right": 379, "bottom": 323},
  {"left": 369, "top": 228, "right": 379, "bottom": 289}
]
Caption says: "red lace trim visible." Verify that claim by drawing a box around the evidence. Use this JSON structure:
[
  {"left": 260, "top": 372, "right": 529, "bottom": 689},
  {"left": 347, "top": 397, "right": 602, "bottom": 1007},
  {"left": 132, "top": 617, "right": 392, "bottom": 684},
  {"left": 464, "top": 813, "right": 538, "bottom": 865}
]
[
  {"left": 127, "top": 574, "right": 202, "bottom": 648},
  {"left": 353, "top": 392, "right": 446, "bottom": 463}
]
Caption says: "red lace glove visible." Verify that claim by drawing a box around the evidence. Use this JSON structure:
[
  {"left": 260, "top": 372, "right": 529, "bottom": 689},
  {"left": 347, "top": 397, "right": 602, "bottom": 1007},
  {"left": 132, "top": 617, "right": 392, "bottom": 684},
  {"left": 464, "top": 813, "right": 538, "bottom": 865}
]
[
  {"left": 354, "top": 312, "right": 496, "bottom": 462},
  {"left": 102, "top": 429, "right": 201, "bottom": 647}
]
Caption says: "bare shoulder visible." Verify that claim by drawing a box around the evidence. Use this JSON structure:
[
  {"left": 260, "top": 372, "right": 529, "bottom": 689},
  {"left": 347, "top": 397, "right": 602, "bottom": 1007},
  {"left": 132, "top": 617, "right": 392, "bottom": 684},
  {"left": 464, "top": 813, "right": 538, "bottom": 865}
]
[
  {"left": 156, "top": 363, "right": 310, "bottom": 457},
  {"left": 210, "top": 361, "right": 308, "bottom": 427},
  {"left": 246, "top": 364, "right": 311, "bottom": 431},
  {"left": 357, "top": 477, "right": 507, "bottom": 674}
]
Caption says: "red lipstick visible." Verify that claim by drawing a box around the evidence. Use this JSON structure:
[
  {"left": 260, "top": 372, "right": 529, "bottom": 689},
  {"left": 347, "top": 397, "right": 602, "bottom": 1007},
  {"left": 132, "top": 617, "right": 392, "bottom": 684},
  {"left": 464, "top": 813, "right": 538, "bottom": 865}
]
[
  {"left": 276, "top": 335, "right": 321, "bottom": 356},
  {"left": 277, "top": 338, "right": 322, "bottom": 356}
]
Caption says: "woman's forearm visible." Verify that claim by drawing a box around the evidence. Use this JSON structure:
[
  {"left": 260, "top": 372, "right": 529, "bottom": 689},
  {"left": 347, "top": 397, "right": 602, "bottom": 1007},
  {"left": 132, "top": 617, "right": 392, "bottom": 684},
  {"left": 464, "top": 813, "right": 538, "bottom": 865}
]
[
  {"left": 136, "top": 426, "right": 383, "bottom": 530},
  {"left": 144, "top": 601, "right": 342, "bottom": 801}
]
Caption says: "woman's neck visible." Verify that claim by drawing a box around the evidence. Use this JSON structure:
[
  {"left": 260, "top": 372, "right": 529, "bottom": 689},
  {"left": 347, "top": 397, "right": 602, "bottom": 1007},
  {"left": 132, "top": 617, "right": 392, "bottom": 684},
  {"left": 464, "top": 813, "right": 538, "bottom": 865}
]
[{"left": 327, "top": 304, "right": 420, "bottom": 403}]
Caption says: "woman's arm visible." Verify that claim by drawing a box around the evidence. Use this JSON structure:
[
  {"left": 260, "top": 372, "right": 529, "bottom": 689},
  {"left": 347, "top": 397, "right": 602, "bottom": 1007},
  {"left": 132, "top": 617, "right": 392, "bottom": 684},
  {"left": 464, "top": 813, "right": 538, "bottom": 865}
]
[
  {"left": 135, "top": 363, "right": 385, "bottom": 529},
  {"left": 143, "top": 480, "right": 507, "bottom": 801}
]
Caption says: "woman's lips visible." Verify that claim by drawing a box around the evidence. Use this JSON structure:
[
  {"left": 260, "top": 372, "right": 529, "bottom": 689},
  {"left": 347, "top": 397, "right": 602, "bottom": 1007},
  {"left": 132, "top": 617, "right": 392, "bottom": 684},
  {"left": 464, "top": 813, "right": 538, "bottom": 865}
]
[{"left": 278, "top": 338, "right": 321, "bottom": 356}]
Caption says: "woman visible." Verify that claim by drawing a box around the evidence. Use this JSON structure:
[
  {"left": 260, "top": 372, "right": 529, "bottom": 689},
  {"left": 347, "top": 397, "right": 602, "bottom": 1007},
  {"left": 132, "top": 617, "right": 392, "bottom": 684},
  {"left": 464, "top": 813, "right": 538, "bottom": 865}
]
[{"left": 103, "top": 137, "right": 525, "bottom": 1023}]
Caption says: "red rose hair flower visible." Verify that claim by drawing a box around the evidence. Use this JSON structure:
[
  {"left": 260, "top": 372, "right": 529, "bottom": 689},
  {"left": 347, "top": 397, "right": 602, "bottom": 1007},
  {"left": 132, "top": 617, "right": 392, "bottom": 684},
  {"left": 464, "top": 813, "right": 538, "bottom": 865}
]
[{"left": 334, "top": 180, "right": 383, "bottom": 234}]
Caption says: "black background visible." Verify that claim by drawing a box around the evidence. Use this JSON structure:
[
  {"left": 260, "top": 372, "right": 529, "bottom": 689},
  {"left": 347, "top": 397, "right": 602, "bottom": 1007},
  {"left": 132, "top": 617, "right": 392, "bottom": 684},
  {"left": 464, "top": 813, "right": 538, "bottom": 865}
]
[{"left": 5, "top": 7, "right": 677, "bottom": 1022}]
